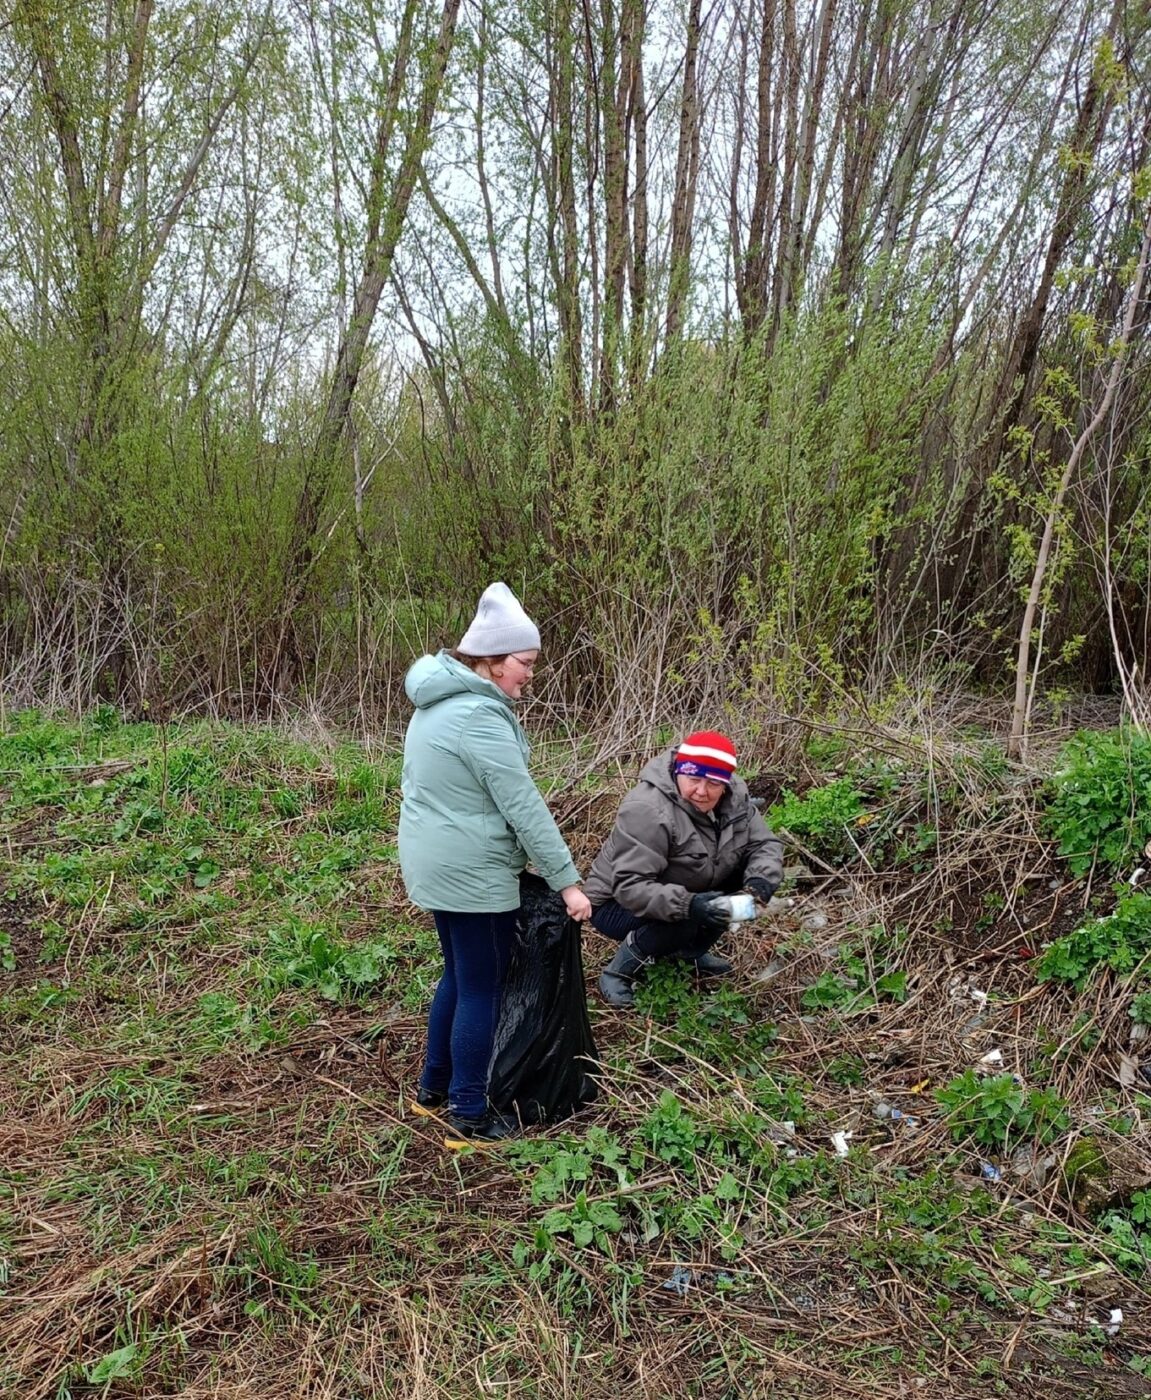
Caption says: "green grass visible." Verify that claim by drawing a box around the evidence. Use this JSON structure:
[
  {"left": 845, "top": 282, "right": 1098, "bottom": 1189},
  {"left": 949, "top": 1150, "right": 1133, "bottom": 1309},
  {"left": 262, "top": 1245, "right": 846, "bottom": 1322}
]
[{"left": 2, "top": 711, "right": 1149, "bottom": 1398}]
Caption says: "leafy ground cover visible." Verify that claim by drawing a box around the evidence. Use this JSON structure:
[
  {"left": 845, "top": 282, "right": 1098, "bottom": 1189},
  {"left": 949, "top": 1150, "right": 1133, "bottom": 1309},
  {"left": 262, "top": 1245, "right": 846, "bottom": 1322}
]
[{"left": 2, "top": 707, "right": 1150, "bottom": 1398}]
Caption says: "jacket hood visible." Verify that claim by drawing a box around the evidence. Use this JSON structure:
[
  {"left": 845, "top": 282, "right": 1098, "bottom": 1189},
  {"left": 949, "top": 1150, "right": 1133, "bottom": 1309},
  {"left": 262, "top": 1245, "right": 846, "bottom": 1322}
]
[
  {"left": 404, "top": 650, "right": 512, "bottom": 710},
  {"left": 636, "top": 749, "right": 682, "bottom": 799}
]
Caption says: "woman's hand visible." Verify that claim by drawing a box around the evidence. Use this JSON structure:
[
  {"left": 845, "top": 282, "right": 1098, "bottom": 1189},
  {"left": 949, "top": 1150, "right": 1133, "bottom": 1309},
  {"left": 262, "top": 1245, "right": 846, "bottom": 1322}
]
[{"left": 561, "top": 885, "right": 592, "bottom": 922}]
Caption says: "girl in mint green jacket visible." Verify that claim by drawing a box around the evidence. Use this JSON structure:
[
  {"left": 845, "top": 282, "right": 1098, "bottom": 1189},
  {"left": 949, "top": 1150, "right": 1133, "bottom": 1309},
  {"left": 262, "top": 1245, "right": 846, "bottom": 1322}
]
[{"left": 399, "top": 584, "right": 590, "bottom": 1144}]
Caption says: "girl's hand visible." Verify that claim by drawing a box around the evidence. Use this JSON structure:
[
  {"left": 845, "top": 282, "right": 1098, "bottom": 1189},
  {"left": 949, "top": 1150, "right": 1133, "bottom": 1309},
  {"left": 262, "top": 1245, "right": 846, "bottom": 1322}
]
[{"left": 561, "top": 885, "right": 592, "bottom": 922}]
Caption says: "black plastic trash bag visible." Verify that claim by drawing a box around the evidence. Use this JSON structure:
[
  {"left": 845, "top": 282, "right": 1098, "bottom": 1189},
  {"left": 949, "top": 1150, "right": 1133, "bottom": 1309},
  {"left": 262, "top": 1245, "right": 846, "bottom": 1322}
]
[{"left": 487, "top": 872, "right": 599, "bottom": 1125}]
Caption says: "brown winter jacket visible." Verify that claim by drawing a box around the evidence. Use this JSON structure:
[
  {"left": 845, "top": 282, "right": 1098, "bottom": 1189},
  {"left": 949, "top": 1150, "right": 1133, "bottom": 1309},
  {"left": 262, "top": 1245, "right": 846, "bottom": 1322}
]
[{"left": 584, "top": 751, "right": 784, "bottom": 922}]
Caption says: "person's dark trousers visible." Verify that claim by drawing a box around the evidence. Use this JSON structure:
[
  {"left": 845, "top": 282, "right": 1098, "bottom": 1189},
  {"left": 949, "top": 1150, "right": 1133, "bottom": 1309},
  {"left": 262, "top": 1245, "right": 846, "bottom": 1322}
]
[
  {"left": 591, "top": 900, "right": 720, "bottom": 960},
  {"left": 420, "top": 908, "right": 518, "bottom": 1119}
]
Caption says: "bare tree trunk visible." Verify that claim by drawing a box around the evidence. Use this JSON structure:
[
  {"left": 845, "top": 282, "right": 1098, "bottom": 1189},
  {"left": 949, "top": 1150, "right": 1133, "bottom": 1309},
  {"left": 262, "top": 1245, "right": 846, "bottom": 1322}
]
[
  {"left": 475, "top": 1, "right": 508, "bottom": 315},
  {"left": 987, "top": 0, "right": 1120, "bottom": 474},
  {"left": 829, "top": 0, "right": 883, "bottom": 304},
  {"left": 666, "top": 0, "right": 702, "bottom": 343},
  {"left": 735, "top": 0, "right": 778, "bottom": 336},
  {"left": 551, "top": 0, "right": 585, "bottom": 420},
  {"left": 581, "top": 0, "right": 601, "bottom": 400},
  {"left": 782, "top": 0, "right": 837, "bottom": 325},
  {"left": 624, "top": 0, "right": 647, "bottom": 387},
  {"left": 767, "top": 0, "right": 808, "bottom": 340},
  {"left": 286, "top": 0, "right": 462, "bottom": 601},
  {"left": 1008, "top": 202, "right": 1151, "bottom": 759},
  {"left": 598, "top": 0, "right": 626, "bottom": 410}
]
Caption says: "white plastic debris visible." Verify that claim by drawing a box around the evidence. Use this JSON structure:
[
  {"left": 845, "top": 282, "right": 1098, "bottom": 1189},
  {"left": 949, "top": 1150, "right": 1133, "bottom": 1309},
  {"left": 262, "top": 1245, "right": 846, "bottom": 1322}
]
[
  {"left": 830, "top": 1130, "right": 853, "bottom": 1157},
  {"left": 1107, "top": 1308, "right": 1123, "bottom": 1335},
  {"left": 1118, "top": 1051, "right": 1140, "bottom": 1088},
  {"left": 753, "top": 958, "right": 787, "bottom": 983},
  {"left": 663, "top": 1265, "right": 695, "bottom": 1295},
  {"left": 977, "top": 1048, "right": 1003, "bottom": 1067},
  {"left": 1129, "top": 867, "right": 1146, "bottom": 887}
]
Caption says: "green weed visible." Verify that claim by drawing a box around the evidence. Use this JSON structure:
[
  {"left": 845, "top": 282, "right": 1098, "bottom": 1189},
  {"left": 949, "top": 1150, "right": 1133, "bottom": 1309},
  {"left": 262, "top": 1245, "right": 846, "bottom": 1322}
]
[
  {"left": 185, "top": 992, "right": 279, "bottom": 1052},
  {"left": 766, "top": 778, "right": 867, "bottom": 863},
  {"left": 236, "top": 1217, "right": 321, "bottom": 1314},
  {"left": 1044, "top": 728, "right": 1151, "bottom": 877},
  {"left": 69, "top": 1066, "right": 191, "bottom": 1127},
  {"left": 640, "top": 1090, "right": 710, "bottom": 1169},
  {"left": 508, "top": 1126, "right": 636, "bottom": 1204},
  {"left": 800, "top": 929, "right": 908, "bottom": 1014},
  {"left": 826, "top": 1055, "right": 866, "bottom": 1086},
  {"left": 537, "top": 1192, "right": 624, "bottom": 1250},
  {"left": 935, "top": 1071, "right": 1070, "bottom": 1152},
  {"left": 260, "top": 916, "right": 397, "bottom": 1001},
  {"left": 84, "top": 1341, "right": 143, "bottom": 1385},
  {"left": 1036, "top": 890, "right": 1151, "bottom": 989}
]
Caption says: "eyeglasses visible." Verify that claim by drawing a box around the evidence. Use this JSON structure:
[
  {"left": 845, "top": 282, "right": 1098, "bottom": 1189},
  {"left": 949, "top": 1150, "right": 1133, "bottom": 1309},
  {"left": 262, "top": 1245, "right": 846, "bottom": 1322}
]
[{"left": 507, "top": 654, "right": 537, "bottom": 675}]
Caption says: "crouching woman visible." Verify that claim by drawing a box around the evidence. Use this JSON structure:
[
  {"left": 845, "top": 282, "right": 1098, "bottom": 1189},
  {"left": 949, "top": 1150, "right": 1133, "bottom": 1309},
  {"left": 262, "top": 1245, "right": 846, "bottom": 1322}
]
[{"left": 585, "top": 731, "right": 783, "bottom": 1008}]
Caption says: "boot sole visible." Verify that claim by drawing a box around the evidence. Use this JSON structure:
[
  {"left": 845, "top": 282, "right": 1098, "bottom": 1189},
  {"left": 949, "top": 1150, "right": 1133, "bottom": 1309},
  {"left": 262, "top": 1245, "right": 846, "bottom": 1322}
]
[
  {"left": 441, "top": 1132, "right": 508, "bottom": 1151},
  {"left": 408, "top": 1099, "right": 447, "bottom": 1121}
]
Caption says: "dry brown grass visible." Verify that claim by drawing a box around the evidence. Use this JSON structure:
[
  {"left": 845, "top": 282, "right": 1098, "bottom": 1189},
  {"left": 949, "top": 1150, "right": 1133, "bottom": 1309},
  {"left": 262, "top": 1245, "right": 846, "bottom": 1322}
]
[{"left": 2, "top": 707, "right": 1150, "bottom": 1398}]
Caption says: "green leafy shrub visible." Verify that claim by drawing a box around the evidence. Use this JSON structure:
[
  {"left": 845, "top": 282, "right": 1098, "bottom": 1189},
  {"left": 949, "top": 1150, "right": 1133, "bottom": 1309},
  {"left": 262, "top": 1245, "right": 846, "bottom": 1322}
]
[
  {"left": 1130, "top": 989, "right": 1151, "bottom": 1026},
  {"left": 0, "top": 715, "right": 74, "bottom": 763},
  {"left": 1035, "top": 891, "right": 1151, "bottom": 989},
  {"left": 767, "top": 778, "right": 866, "bottom": 862},
  {"left": 538, "top": 1192, "right": 624, "bottom": 1250},
  {"left": 508, "top": 1127, "right": 636, "bottom": 1204},
  {"left": 1044, "top": 728, "right": 1151, "bottom": 877},
  {"left": 935, "top": 1071, "right": 1070, "bottom": 1151},
  {"left": 640, "top": 1091, "right": 709, "bottom": 1170},
  {"left": 799, "top": 929, "right": 908, "bottom": 1014},
  {"left": 261, "top": 918, "right": 397, "bottom": 1000},
  {"left": 1096, "top": 1210, "right": 1151, "bottom": 1278}
]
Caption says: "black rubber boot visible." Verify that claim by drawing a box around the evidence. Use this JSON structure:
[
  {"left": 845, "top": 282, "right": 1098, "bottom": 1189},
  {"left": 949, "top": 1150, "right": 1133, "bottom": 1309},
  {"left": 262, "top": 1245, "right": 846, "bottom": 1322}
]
[
  {"left": 409, "top": 1087, "right": 447, "bottom": 1119},
  {"left": 442, "top": 1110, "right": 519, "bottom": 1149},
  {"left": 691, "top": 950, "right": 733, "bottom": 977},
  {"left": 599, "top": 933, "right": 650, "bottom": 1008}
]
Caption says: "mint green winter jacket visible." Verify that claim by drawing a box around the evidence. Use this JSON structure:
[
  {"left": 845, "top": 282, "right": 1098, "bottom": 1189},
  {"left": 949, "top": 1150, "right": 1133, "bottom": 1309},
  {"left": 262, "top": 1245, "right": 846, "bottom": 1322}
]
[{"left": 397, "top": 651, "right": 581, "bottom": 912}]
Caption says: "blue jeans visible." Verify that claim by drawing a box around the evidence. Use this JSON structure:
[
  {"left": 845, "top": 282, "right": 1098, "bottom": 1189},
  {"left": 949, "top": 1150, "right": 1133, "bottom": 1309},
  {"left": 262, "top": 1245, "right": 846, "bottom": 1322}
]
[
  {"left": 591, "top": 900, "right": 719, "bottom": 960},
  {"left": 420, "top": 908, "right": 518, "bottom": 1119}
]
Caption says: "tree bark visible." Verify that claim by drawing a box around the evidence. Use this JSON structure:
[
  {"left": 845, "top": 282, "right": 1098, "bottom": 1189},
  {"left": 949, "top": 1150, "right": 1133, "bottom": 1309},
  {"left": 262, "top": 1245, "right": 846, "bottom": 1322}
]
[
  {"left": 665, "top": 0, "right": 702, "bottom": 343},
  {"left": 1008, "top": 202, "right": 1151, "bottom": 759},
  {"left": 288, "top": 0, "right": 462, "bottom": 591}
]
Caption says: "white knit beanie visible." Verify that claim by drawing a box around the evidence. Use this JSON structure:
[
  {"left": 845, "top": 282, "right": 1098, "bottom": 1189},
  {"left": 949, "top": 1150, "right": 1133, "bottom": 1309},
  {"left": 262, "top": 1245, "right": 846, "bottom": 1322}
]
[{"left": 457, "top": 582, "right": 541, "bottom": 656}]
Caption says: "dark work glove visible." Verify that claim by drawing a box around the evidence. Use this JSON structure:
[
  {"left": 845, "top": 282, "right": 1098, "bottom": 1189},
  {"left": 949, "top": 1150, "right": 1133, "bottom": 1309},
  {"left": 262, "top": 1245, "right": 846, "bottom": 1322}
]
[
  {"left": 689, "top": 891, "right": 729, "bottom": 932},
  {"left": 745, "top": 877, "right": 778, "bottom": 903}
]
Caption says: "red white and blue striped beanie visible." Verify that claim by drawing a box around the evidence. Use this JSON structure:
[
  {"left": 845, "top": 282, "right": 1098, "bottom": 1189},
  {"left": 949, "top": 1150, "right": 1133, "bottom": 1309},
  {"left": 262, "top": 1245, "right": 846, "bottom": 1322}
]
[{"left": 673, "top": 731, "right": 737, "bottom": 785}]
